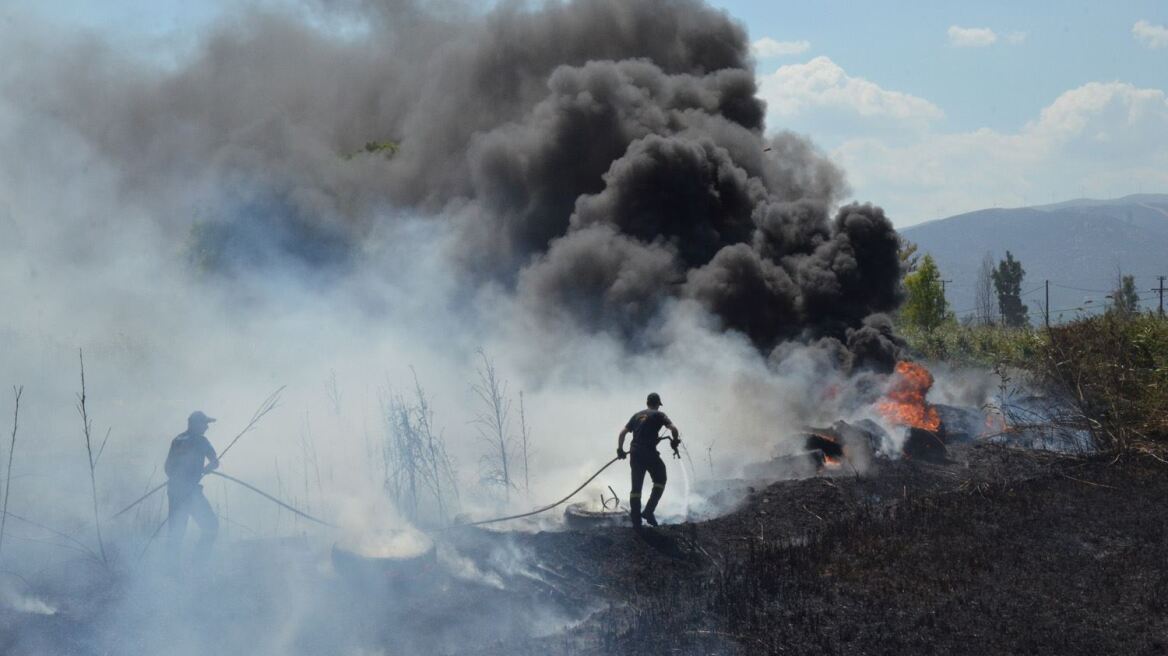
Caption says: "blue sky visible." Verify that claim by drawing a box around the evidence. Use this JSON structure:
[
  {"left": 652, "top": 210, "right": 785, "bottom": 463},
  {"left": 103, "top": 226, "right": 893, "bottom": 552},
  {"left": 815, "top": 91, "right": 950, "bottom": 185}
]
[
  {"left": 712, "top": 0, "right": 1166, "bottom": 132},
  {"left": 20, "top": 0, "right": 1168, "bottom": 226},
  {"left": 711, "top": 0, "right": 1168, "bottom": 223}
]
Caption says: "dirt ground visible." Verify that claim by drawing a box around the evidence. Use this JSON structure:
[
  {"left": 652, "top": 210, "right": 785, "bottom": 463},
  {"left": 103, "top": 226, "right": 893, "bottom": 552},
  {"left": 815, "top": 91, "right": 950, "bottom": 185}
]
[{"left": 3, "top": 443, "right": 1165, "bottom": 655}]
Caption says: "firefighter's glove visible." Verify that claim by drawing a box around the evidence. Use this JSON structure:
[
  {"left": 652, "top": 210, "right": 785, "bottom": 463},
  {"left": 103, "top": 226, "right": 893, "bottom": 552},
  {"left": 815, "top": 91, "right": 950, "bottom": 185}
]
[
  {"left": 670, "top": 437, "right": 681, "bottom": 459},
  {"left": 616, "top": 448, "right": 627, "bottom": 460}
]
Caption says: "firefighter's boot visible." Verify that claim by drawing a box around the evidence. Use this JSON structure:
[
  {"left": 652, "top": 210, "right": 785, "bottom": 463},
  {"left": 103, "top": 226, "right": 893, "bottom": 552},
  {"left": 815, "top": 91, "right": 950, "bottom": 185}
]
[{"left": 642, "top": 483, "right": 665, "bottom": 526}]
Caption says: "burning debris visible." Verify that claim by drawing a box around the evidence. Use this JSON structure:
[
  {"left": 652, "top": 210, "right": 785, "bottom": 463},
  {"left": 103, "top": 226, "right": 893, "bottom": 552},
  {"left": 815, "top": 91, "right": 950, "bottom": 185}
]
[
  {"left": 804, "top": 431, "right": 845, "bottom": 466},
  {"left": 877, "top": 361, "right": 941, "bottom": 433},
  {"left": 746, "top": 361, "right": 992, "bottom": 479},
  {"left": 901, "top": 427, "right": 947, "bottom": 462},
  {"left": 873, "top": 360, "right": 952, "bottom": 462}
]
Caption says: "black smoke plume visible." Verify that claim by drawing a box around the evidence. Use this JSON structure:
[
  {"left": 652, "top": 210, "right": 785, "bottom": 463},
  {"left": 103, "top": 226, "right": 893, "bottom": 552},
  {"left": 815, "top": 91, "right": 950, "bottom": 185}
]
[{"left": 5, "top": 0, "right": 904, "bottom": 368}]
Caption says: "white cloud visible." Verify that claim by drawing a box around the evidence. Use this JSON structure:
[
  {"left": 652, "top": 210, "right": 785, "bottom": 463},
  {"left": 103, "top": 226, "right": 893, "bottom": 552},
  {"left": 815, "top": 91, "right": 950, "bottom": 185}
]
[
  {"left": 1133, "top": 20, "right": 1168, "bottom": 49},
  {"left": 1029, "top": 82, "right": 1168, "bottom": 143},
  {"left": 756, "top": 58, "right": 1167, "bottom": 225},
  {"left": 751, "top": 37, "right": 810, "bottom": 58},
  {"left": 830, "top": 82, "right": 1168, "bottom": 225},
  {"left": 948, "top": 25, "right": 998, "bottom": 47},
  {"left": 1004, "top": 31, "right": 1027, "bottom": 44},
  {"left": 758, "top": 56, "right": 943, "bottom": 124}
]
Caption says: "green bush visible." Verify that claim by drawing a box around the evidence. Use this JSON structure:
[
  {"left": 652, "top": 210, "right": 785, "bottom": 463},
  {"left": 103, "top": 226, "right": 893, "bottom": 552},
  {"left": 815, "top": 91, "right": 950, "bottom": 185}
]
[{"left": 898, "top": 322, "right": 1043, "bottom": 368}]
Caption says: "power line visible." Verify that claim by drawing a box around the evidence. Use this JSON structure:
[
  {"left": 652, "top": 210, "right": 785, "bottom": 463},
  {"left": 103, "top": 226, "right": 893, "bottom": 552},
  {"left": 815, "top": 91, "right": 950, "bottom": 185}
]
[
  {"left": 933, "top": 272, "right": 1168, "bottom": 323},
  {"left": 1050, "top": 283, "right": 1113, "bottom": 294},
  {"left": 1047, "top": 305, "right": 1106, "bottom": 315}
]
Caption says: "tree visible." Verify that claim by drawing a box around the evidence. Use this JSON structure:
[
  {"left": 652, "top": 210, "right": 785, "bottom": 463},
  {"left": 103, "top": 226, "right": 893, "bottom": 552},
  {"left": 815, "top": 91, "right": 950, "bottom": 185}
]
[
  {"left": 518, "top": 391, "right": 533, "bottom": 496},
  {"left": 381, "top": 371, "right": 459, "bottom": 525},
  {"left": 974, "top": 252, "right": 999, "bottom": 326},
  {"left": 992, "top": 251, "right": 1029, "bottom": 328},
  {"left": 472, "top": 350, "right": 516, "bottom": 500},
  {"left": 1110, "top": 272, "right": 1141, "bottom": 318},
  {"left": 902, "top": 254, "right": 949, "bottom": 331},
  {"left": 898, "top": 236, "right": 921, "bottom": 276}
]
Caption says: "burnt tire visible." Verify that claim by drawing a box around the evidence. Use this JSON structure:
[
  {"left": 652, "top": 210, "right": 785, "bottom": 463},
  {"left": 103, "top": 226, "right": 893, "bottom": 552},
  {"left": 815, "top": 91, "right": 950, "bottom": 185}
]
[{"left": 563, "top": 502, "right": 627, "bottom": 530}]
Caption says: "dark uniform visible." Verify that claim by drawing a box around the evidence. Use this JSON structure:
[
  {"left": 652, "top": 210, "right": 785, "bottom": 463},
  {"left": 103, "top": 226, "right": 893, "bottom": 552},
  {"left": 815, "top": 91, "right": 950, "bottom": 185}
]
[
  {"left": 165, "top": 412, "right": 219, "bottom": 563},
  {"left": 624, "top": 409, "right": 671, "bottom": 525}
]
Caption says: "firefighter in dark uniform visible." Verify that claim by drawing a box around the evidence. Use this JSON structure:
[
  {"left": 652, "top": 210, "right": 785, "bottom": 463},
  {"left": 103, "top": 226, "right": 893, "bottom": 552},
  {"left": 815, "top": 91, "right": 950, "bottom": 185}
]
[
  {"left": 165, "top": 410, "right": 220, "bottom": 564},
  {"left": 617, "top": 393, "right": 680, "bottom": 527}
]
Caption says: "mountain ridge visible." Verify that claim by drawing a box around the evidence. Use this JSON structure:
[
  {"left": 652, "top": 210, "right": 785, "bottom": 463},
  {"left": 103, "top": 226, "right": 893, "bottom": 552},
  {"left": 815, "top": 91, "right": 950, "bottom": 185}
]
[{"left": 900, "top": 194, "right": 1168, "bottom": 321}]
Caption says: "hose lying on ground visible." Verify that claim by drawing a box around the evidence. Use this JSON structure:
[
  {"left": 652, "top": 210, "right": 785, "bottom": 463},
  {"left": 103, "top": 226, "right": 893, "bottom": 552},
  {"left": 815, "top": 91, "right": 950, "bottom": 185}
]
[{"left": 439, "top": 456, "right": 621, "bottom": 530}]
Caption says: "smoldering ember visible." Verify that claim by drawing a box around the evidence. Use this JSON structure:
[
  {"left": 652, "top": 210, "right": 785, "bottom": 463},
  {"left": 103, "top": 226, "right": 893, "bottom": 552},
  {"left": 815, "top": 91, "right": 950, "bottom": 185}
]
[{"left": 1, "top": 1, "right": 1166, "bottom": 654}]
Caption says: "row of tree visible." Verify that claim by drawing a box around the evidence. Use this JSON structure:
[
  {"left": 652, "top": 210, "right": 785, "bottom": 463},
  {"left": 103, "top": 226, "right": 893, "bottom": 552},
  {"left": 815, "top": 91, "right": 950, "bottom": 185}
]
[{"left": 899, "top": 242, "right": 1144, "bottom": 331}]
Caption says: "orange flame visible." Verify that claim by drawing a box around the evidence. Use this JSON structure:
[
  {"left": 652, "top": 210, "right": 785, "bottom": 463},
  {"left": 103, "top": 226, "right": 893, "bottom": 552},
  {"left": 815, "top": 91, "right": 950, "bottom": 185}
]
[
  {"left": 807, "top": 432, "right": 845, "bottom": 469},
  {"left": 876, "top": 361, "right": 941, "bottom": 431},
  {"left": 981, "top": 412, "right": 1008, "bottom": 438}
]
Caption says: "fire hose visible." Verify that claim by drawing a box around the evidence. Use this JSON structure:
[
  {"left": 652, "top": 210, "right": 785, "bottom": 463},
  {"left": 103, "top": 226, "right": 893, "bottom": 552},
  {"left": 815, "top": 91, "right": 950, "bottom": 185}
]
[
  {"left": 131, "top": 456, "right": 621, "bottom": 559},
  {"left": 207, "top": 471, "right": 335, "bottom": 528},
  {"left": 146, "top": 447, "right": 653, "bottom": 541},
  {"left": 141, "top": 454, "right": 619, "bottom": 542},
  {"left": 133, "top": 469, "right": 335, "bottom": 560},
  {"left": 442, "top": 434, "right": 681, "bottom": 530},
  {"left": 127, "top": 435, "right": 674, "bottom": 544},
  {"left": 440, "top": 456, "right": 620, "bottom": 530}
]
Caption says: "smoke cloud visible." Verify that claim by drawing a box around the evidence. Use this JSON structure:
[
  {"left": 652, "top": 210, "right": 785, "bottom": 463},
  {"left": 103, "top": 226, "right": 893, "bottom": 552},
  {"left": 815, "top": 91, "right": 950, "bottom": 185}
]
[
  {"left": 0, "top": 1, "right": 916, "bottom": 653},
  {"left": 4, "top": 0, "right": 902, "bottom": 366}
]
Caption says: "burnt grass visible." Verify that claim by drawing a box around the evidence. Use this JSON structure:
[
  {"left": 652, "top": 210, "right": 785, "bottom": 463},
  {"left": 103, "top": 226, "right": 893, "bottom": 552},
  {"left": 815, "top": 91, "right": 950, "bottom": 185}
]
[
  {"left": 468, "top": 443, "right": 1168, "bottom": 656},
  {"left": 4, "top": 443, "right": 1164, "bottom": 655}
]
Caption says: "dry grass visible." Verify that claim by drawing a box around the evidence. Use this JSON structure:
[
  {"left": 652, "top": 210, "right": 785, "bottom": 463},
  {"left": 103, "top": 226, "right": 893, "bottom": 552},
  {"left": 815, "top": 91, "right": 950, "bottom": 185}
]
[{"left": 1034, "top": 313, "right": 1168, "bottom": 451}]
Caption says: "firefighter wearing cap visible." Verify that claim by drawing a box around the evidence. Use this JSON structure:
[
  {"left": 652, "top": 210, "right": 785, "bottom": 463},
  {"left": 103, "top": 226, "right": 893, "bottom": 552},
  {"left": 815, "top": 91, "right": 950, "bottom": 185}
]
[
  {"left": 164, "top": 410, "right": 220, "bottom": 562},
  {"left": 617, "top": 393, "right": 680, "bottom": 528}
]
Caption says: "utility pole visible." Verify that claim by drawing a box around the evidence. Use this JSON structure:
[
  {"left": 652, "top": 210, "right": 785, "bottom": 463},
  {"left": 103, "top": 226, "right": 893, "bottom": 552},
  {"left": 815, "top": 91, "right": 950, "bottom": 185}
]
[
  {"left": 1154, "top": 276, "right": 1165, "bottom": 317},
  {"left": 940, "top": 280, "right": 952, "bottom": 316},
  {"left": 1044, "top": 279, "right": 1050, "bottom": 328}
]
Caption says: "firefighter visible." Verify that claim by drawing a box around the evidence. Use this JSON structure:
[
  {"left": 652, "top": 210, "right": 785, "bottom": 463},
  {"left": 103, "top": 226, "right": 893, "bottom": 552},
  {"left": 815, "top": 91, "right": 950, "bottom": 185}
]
[
  {"left": 617, "top": 393, "right": 680, "bottom": 528},
  {"left": 164, "top": 410, "right": 220, "bottom": 564}
]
